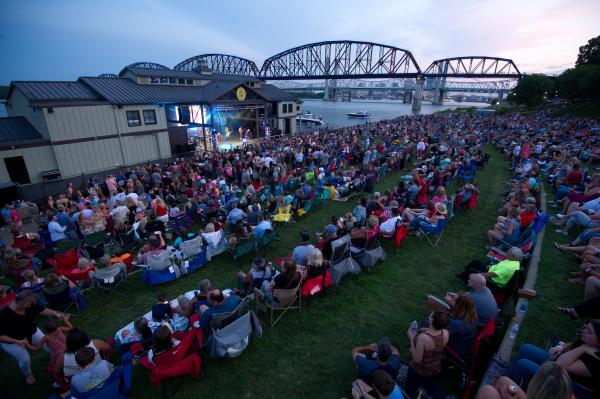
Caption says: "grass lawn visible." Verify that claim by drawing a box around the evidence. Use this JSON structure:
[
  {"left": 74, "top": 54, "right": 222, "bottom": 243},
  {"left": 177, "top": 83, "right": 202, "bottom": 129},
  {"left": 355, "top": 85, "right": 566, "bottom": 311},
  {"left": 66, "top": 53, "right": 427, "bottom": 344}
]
[{"left": 2, "top": 147, "right": 522, "bottom": 398}]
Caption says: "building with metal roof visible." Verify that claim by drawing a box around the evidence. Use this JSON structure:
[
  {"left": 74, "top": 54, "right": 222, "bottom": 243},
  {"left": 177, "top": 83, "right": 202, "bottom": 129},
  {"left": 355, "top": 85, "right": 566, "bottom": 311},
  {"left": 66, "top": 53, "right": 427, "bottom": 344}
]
[{"left": 0, "top": 59, "right": 301, "bottom": 196}]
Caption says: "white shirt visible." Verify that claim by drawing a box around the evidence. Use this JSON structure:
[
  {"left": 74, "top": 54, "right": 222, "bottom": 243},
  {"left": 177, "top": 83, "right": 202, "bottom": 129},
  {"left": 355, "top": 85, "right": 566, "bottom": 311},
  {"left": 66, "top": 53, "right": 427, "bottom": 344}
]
[
  {"left": 48, "top": 220, "right": 67, "bottom": 242},
  {"left": 417, "top": 141, "right": 426, "bottom": 151},
  {"left": 583, "top": 197, "right": 600, "bottom": 212},
  {"left": 380, "top": 216, "right": 402, "bottom": 234}
]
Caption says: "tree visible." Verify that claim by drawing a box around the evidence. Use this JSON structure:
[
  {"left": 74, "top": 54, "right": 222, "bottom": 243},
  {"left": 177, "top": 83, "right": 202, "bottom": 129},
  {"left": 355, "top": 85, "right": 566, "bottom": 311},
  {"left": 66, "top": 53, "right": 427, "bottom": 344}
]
[
  {"left": 576, "top": 35, "right": 600, "bottom": 66},
  {"left": 510, "top": 74, "right": 554, "bottom": 107},
  {"left": 556, "top": 64, "right": 600, "bottom": 101}
]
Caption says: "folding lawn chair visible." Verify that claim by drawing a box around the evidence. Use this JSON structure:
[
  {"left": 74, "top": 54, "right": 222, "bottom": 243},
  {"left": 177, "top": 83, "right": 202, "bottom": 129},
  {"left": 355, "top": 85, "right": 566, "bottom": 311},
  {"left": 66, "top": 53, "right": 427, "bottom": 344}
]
[
  {"left": 254, "top": 282, "right": 302, "bottom": 328},
  {"left": 418, "top": 219, "right": 447, "bottom": 247}
]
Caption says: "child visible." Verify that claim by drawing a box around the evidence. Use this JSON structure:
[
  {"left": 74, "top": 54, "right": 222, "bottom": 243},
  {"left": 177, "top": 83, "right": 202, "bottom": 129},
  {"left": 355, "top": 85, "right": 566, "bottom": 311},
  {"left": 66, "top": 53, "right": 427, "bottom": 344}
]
[
  {"left": 31, "top": 316, "right": 73, "bottom": 378},
  {"left": 120, "top": 317, "right": 158, "bottom": 345},
  {"left": 151, "top": 293, "right": 172, "bottom": 322},
  {"left": 21, "top": 269, "right": 44, "bottom": 288}
]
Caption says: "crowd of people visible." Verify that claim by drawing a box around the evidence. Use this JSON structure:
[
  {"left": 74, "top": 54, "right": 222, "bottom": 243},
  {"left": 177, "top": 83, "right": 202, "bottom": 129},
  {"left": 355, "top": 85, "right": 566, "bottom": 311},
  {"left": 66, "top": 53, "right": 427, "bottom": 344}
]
[{"left": 0, "top": 108, "right": 598, "bottom": 398}]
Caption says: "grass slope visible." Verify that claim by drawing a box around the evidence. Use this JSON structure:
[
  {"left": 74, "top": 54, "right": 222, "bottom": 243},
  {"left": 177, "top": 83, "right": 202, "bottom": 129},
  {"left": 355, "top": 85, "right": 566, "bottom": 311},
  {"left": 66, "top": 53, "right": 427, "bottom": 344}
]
[{"left": 0, "top": 147, "right": 511, "bottom": 399}]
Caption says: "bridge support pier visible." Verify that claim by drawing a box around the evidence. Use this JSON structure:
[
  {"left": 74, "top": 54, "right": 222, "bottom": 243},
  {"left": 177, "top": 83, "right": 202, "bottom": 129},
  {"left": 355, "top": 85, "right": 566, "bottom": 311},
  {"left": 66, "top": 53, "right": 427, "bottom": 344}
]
[
  {"left": 432, "top": 89, "right": 444, "bottom": 105},
  {"left": 402, "top": 91, "right": 412, "bottom": 103},
  {"left": 412, "top": 78, "right": 424, "bottom": 112},
  {"left": 323, "top": 79, "right": 338, "bottom": 101},
  {"left": 498, "top": 91, "right": 504, "bottom": 102}
]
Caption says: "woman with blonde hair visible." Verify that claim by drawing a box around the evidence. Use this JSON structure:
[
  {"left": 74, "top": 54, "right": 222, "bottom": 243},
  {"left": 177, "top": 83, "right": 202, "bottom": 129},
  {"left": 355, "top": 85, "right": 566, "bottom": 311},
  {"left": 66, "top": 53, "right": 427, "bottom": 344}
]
[{"left": 432, "top": 186, "right": 448, "bottom": 204}]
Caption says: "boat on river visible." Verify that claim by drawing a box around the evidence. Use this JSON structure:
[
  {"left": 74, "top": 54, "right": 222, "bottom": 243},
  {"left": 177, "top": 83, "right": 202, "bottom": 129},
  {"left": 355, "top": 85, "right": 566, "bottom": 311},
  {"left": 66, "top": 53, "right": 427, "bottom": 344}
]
[{"left": 346, "top": 111, "right": 371, "bottom": 118}]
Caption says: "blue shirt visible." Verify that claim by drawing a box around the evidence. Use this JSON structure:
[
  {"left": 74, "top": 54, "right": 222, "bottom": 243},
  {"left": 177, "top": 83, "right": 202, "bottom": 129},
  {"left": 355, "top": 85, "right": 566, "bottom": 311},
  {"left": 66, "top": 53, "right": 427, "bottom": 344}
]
[
  {"left": 253, "top": 221, "right": 272, "bottom": 238},
  {"left": 355, "top": 353, "right": 401, "bottom": 380},
  {"left": 227, "top": 208, "right": 245, "bottom": 225},
  {"left": 200, "top": 295, "right": 241, "bottom": 328},
  {"left": 57, "top": 212, "right": 74, "bottom": 231},
  {"left": 291, "top": 244, "right": 315, "bottom": 266}
]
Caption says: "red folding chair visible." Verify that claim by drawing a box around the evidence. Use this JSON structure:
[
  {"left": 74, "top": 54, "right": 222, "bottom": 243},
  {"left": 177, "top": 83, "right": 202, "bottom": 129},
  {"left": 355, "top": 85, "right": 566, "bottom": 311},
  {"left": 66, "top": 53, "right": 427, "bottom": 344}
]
[
  {"left": 47, "top": 249, "right": 96, "bottom": 282},
  {"left": 133, "top": 316, "right": 203, "bottom": 396}
]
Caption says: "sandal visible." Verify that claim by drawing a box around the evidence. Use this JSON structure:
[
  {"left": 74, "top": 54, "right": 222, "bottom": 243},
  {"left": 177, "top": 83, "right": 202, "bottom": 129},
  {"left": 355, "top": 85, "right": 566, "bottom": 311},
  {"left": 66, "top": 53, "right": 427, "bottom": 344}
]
[
  {"left": 553, "top": 242, "right": 566, "bottom": 253},
  {"left": 558, "top": 306, "right": 578, "bottom": 319}
]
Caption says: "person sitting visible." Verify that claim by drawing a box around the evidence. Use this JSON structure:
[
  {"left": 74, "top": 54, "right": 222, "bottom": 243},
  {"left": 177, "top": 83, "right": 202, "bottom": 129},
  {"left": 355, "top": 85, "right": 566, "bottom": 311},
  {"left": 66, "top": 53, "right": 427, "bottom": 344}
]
[
  {"left": 151, "top": 293, "right": 172, "bottom": 322},
  {"left": 70, "top": 347, "right": 115, "bottom": 393},
  {"left": 505, "top": 320, "right": 600, "bottom": 394},
  {"left": 318, "top": 225, "right": 338, "bottom": 261},
  {"left": 487, "top": 207, "right": 521, "bottom": 247},
  {"left": 238, "top": 258, "right": 274, "bottom": 295},
  {"left": 305, "top": 249, "right": 326, "bottom": 280},
  {"left": 191, "top": 279, "right": 211, "bottom": 311},
  {"left": 43, "top": 273, "right": 85, "bottom": 310},
  {"left": 446, "top": 273, "right": 497, "bottom": 326},
  {"left": 446, "top": 294, "right": 478, "bottom": 361},
  {"left": 456, "top": 248, "right": 523, "bottom": 291},
  {"left": 198, "top": 289, "right": 241, "bottom": 329},
  {"left": 406, "top": 311, "right": 449, "bottom": 399},
  {"left": 351, "top": 368, "right": 405, "bottom": 399},
  {"left": 291, "top": 231, "right": 315, "bottom": 266},
  {"left": 252, "top": 215, "right": 273, "bottom": 238},
  {"left": 379, "top": 207, "right": 402, "bottom": 235},
  {"left": 61, "top": 327, "right": 112, "bottom": 379},
  {"left": 147, "top": 324, "right": 180, "bottom": 365},
  {"left": 408, "top": 202, "right": 447, "bottom": 233},
  {"left": 119, "top": 317, "right": 157, "bottom": 349},
  {"left": 246, "top": 203, "right": 262, "bottom": 227},
  {"left": 226, "top": 202, "right": 245, "bottom": 230},
  {"left": 476, "top": 361, "right": 573, "bottom": 399},
  {"left": 261, "top": 259, "right": 301, "bottom": 302},
  {"left": 353, "top": 198, "right": 368, "bottom": 227},
  {"left": 136, "top": 232, "right": 165, "bottom": 266},
  {"left": 351, "top": 337, "right": 402, "bottom": 384}
]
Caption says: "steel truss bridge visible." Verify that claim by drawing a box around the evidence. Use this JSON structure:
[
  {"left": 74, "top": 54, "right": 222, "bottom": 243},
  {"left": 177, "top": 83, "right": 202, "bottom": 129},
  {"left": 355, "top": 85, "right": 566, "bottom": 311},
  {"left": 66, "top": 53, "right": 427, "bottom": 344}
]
[{"left": 109, "top": 40, "right": 523, "bottom": 110}]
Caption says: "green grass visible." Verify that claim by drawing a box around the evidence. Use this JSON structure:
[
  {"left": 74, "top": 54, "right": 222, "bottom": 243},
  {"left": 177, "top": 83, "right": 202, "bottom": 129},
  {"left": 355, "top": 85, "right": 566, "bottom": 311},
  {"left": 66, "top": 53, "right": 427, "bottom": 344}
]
[{"left": 1, "top": 148, "right": 514, "bottom": 398}]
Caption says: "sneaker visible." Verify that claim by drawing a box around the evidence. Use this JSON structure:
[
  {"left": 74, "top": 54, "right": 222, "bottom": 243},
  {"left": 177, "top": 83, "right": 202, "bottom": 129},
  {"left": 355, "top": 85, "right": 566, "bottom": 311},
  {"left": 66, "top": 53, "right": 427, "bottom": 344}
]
[
  {"left": 554, "top": 229, "right": 568, "bottom": 235},
  {"left": 556, "top": 213, "right": 564, "bottom": 219}
]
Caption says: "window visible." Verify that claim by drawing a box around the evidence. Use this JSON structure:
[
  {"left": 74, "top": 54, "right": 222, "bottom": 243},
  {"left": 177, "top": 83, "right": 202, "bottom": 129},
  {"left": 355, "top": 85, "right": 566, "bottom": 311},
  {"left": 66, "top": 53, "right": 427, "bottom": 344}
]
[
  {"left": 150, "top": 77, "right": 160, "bottom": 84},
  {"left": 143, "top": 110, "right": 157, "bottom": 125},
  {"left": 282, "top": 104, "right": 288, "bottom": 113},
  {"left": 4, "top": 156, "right": 30, "bottom": 185},
  {"left": 178, "top": 78, "right": 185, "bottom": 85},
  {"left": 169, "top": 78, "right": 177, "bottom": 84},
  {"left": 296, "top": 105, "right": 300, "bottom": 111},
  {"left": 126, "top": 110, "right": 141, "bottom": 127},
  {"left": 160, "top": 77, "right": 169, "bottom": 84},
  {"left": 186, "top": 79, "right": 193, "bottom": 85}
]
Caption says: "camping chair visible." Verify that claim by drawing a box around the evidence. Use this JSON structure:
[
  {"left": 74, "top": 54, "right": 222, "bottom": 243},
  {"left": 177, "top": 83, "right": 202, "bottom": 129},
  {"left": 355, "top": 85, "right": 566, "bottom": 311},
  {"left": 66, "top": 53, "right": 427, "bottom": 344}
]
[
  {"left": 446, "top": 196, "right": 455, "bottom": 220},
  {"left": 231, "top": 236, "right": 256, "bottom": 262},
  {"left": 487, "top": 231, "right": 537, "bottom": 264},
  {"left": 444, "top": 316, "right": 496, "bottom": 399},
  {"left": 491, "top": 269, "right": 523, "bottom": 308},
  {"left": 273, "top": 204, "right": 292, "bottom": 224},
  {"left": 254, "top": 282, "right": 302, "bottom": 328},
  {"left": 201, "top": 230, "right": 227, "bottom": 261},
  {"left": 141, "top": 251, "right": 180, "bottom": 286},
  {"left": 301, "top": 269, "right": 333, "bottom": 305},
  {"left": 179, "top": 236, "right": 207, "bottom": 273},
  {"left": 296, "top": 199, "right": 314, "bottom": 217},
  {"left": 255, "top": 226, "right": 280, "bottom": 255},
  {"left": 54, "top": 239, "right": 81, "bottom": 254},
  {"left": 47, "top": 250, "right": 96, "bottom": 283},
  {"left": 205, "top": 298, "right": 262, "bottom": 357},
  {"left": 352, "top": 235, "right": 386, "bottom": 272},
  {"left": 134, "top": 321, "right": 203, "bottom": 398},
  {"left": 116, "top": 231, "right": 137, "bottom": 251},
  {"left": 418, "top": 218, "right": 447, "bottom": 247},
  {"left": 328, "top": 235, "right": 361, "bottom": 285},
  {"left": 58, "top": 351, "right": 133, "bottom": 399},
  {"left": 85, "top": 231, "right": 110, "bottom": 247},
  {"left": 90, "top": 262, "right": 127, "bottom": 297},
  {"left": 42, "top": 283, "right": 83, "bottom": 315}
]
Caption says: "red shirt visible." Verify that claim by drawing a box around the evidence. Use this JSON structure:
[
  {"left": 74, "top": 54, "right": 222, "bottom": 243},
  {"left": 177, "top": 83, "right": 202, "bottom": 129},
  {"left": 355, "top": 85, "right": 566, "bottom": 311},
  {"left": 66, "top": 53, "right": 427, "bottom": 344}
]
[{"left": 520, "top": 211, "right": 536, "bottom": 229}]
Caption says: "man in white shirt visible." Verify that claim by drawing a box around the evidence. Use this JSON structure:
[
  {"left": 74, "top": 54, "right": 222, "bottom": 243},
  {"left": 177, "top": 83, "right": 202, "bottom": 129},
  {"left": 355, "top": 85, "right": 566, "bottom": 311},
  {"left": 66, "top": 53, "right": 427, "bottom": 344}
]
[{"left": 48, "top": 214, "right": 67, "bottom": 242}]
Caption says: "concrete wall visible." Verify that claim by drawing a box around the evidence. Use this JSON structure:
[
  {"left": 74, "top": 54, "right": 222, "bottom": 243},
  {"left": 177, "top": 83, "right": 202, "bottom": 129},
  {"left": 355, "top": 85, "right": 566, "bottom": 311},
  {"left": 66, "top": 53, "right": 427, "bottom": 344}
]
[{"left": 0, "top": 145, "right": 59, "bottom": 184}]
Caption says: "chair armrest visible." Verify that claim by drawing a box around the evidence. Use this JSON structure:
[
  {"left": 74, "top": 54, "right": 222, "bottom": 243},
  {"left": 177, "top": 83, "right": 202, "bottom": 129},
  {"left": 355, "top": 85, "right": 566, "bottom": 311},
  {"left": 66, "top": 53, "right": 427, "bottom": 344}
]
[{"left": 489, "top": 246, "right": 507, "bottom": 257}]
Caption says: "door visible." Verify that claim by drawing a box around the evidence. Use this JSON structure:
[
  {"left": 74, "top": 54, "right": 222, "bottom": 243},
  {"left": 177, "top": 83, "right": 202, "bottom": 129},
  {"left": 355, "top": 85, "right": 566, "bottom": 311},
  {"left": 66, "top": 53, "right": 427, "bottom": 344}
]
[{"left": 4, "top": 156, "right": 31, "bottom": 184}]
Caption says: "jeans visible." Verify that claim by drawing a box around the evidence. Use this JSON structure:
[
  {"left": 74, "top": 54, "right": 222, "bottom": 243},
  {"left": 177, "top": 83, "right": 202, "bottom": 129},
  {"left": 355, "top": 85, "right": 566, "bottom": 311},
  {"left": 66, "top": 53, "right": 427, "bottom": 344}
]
[
  {"left": 409, "top": 216, "right": 437, "bottom": 233},
  {"left": 405, "top": 367, "right": 446, "bottom": 399},
  {"left": 578, "top": 231, "right": 600, "bottom": 245},
  {"left": 0, "top": 328, "right": 49, "bottom": 376},
  {"left": 505, "top": 344, "right": 549, "bottom": 387},
  {"left": 565, "top": 211, "right": 592, "bottom": 232},
  {"left": 555, "top": 185, "right": 573, "bottom": 201}
]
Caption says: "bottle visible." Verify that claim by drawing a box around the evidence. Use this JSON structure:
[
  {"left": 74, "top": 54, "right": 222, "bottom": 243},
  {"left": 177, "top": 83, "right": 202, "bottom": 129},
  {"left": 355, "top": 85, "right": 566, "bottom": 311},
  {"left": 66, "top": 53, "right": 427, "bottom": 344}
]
[
  {"left": 410, "top": 320, "right": 418, "bottom": 333},
  {"left": 518, "top": 299, "right": 528, "bottom": 314},
  {"left": 509, "top": 323, "right": 519, "bottom": 340},
  {"left": 506, "top": 383, "right": 518, "bottom": 397}
]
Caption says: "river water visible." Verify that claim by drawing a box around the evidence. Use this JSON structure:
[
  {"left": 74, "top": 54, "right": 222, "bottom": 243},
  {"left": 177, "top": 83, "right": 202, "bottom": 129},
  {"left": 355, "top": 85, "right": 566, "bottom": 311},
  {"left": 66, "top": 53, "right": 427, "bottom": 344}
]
[{"left": 299, "top": 99, "right": 485, "bottom": 129}]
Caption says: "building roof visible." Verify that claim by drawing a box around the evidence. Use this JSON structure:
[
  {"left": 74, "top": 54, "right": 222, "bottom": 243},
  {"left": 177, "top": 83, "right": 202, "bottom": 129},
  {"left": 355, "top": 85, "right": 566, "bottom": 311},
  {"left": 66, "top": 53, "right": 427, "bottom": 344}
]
[
  {"left": 79, "top": 77, "right": 253, "bottom": 105},
  {"left": 10, "top": 81, "right": 104, "bottom": 105},
  {"left": 253, "top": 84, "right": 297, "bottom": 101},
  {"left": 0, "top": 116, "right": 47, "bottom": 145}
]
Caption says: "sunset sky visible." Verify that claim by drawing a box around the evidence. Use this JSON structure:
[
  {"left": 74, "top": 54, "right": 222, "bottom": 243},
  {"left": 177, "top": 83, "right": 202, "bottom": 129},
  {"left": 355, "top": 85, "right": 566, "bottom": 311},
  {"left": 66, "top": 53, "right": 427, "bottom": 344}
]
[{"left": 0, "top": 0, "right": 598, "bottom": 84}]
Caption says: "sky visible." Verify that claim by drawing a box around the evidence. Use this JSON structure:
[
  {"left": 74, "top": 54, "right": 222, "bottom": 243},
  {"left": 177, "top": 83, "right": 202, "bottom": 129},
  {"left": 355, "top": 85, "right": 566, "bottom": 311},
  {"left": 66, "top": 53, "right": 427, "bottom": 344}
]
[{"left": 0, "top": 0, "right": 598, "bottom": 85}]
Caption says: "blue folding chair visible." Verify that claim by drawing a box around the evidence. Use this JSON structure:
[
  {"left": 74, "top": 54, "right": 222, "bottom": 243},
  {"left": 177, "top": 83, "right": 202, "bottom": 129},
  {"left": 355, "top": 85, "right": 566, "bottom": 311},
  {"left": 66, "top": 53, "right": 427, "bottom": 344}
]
[{"left": 419, "top": 218, "right": 447, "bottom": 247}]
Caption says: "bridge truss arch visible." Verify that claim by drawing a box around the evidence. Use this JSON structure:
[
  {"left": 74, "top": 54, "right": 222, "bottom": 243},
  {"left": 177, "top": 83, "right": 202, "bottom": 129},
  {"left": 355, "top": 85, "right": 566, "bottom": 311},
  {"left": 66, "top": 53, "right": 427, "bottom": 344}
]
[
  {"left": 126, "top": 62, "right": 170, "bottom": 70},
  {"left": 173, "top": 54, "right": 260, "bottom": 76},
  {"left": 259, "top": 41, "right": 422, "bottom": 80},
  {"left": 423, "top": 57, "right": 522, "bottom": 79}
]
